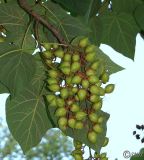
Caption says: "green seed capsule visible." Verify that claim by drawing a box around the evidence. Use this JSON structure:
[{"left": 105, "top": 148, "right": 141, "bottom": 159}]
[
  {"left": 75, "top": 111, "right": 87, "bottom": 120},
  {"left": 73, "top": 154, "right": 83, "bottom": 160},
  {"left": 101, "top": 72, "right": 109, "bottom": 84},
  {"left": 79, "top": 37, "right": 89, "bottom": 48},
  {"left": 101, "top": 153, "right": 107, "bottom": 158},
  {"left": 71, "top": 62, "right": 81, "bottom": 73},
  {"left": 73, "top": 140, "right": 82, "bottom": 149},
  {"left": 42, "top": 43, "right": 51, "bottom": 50},
  {"left": 54, "top": 49, "right": 64, "bottom": 58},
  {"left": 60, "top": 88, "right": 69, "bottom": 99},
  {"left": 72, "top": 54, "right": 80, "bottom": 61},
  {"left": 60, "top": 61, "right": 71, "bottom": 68},
  {"left": 89, "top": 113, "right": 98, "bottom": 122},
  {"left": 63, "top": 53, "right": 71, "bottom": 61},
  {"left": 48, "top": 84, "right": 60, "bottom": 92},
  {"left": 72, "top": 75, "right": 82, "bottom": 84},
  {"left": 99, "top": 87, "right": 105, "bottom": 96},
  {"left": 48, "top": 70, "right": 59, "bottom": 78},
  {"left": 102, "top": 137, "right": 109, "bottom": 147},
  {"left": 90, "top": 95, "right": 100, "bottom": 103},
  {"left": 75, "top": 121, "right": 84, "bottom": 129},
  {"left": 105, "top": 84, "right": 115, "bottom": 93},
  {"left": 71, "top": 103, "right": 80, "bottom": 112},
  {"left": 98, "top": 116, "right": 104, "bottom": 123},
  {"left": 72, "top": 87, "right": 78, "bottom": 94},
  {"left": 77, "top": 89, "right": 87, "bottom": 101},
  {"left": 88, "top": 75, "right": 99, "bottom": 84},
  {"left": 46, "top": 94, "right": 56, "bottom": 102},
  {"left": 68, "top": 118, "right": 76, "bottom": 128},
  {"left": 53, "top": 43, "right": 58, "bottom": 49},
  {"left": 90, "top": 85, "right": 100, "bottom": 95},
  {"left": 43, "top": 50, "right": 53, "bottom": 59},
  {"left": 86, "top": 68, "right": 95, "bottom": 76},
  {"left": 85, "top": 52, "right": 95, "bottom": 62},
  {"left": 91, "top": 61, "right": 100, "bottom": 70},
  {"left": 47, "top": 78, "right": 58, "bottom": 85},
  {"left": 82, "top": 79, "right": 89, "bottom": 89},
  {"left": 61, "top": 67, "right": 71, "bottom": 75},
  {"left": 92, "top": 101, "right": 102, "bottom": 111},
  {"left": 57, "top": 98, "right": 65, "bottom": 107},
  {"left": 93, "top": 124, "right": 103, "bottom": 133},
  {"left": 55, "top": 108, "right": 67, "bottom": 117},
  {"left": 67, "top": 99, "right": 74, "bottom": 106},
  {"left": 72, "top": 149, "right": 83, "bottom": 155},
  {"left": 58, "top": 117, "right": 67, "bottom": 128},
  {"left": 87, "top": 131, "right": 97, "bottom": 143},
  {"left": 66, "top": 76, "right": 72, "bottom": 85},
  {"left": 85, "top": 45, "right": 95, "bottom": 53}
]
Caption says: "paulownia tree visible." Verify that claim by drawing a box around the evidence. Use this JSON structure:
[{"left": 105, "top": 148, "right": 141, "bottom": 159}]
[{"left": 0, "top": 0, "right": 144, "bottom": 159}]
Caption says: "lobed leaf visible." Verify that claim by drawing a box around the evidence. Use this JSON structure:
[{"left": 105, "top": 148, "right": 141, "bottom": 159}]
[{"left": 99, "top": 12, "right": 139, "bottom": 59}]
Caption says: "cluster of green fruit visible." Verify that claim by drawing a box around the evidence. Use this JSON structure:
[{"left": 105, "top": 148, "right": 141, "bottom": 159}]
[
  {"left": 71, "top": 140, "right": 84, "bottom": 160},
  {"left": 94, "top": 152, "right": 109, "bottom": 160},
  {"left": 43, "top": 37, "right": 114, "bottom": 146}
]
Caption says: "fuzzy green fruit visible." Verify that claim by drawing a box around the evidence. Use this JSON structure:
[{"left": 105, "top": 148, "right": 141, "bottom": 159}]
[
  {"left": 54, "top": 49, "right": 64, "bottom": 58},
  {"left": 71, "top": 62, "right": 81, "bottom": 72},
  {"left": 75, "top": 111, "right": 87, "bottom": 120},
  {"left": 87, "top": 131, "right": 97, "bottom": 143},
  {"left": 60, "top": 61, "right": 71, "bottom": 68},
  {"left": 88, "top": 75, "right": 99, "bottom": 84},
  {"left": 89, "top": 113, "right": 98, "bottom": 122},
  {"left": 101, "top": 72, "right": 109, "bottom": 84},
  {"left": 75, "top": 121, "right": 84, "bottom": 129},
  {"left": 48, "top": 84, "right": 60, "bottom": 92},
  {"left": 98, "top": 116, "right": 104, "bottom": 123},
  {"left": 53, "top": 43, "right": 58, "bottom": 49},
  {"left": 72, "top": 87, "right": 78, "bottom": 94},
  {"left": 90, "top": 95, "right": 100, "bottom": 103},
  {"left": 102, "top": 137, "right": 109, "bottom": 147},
  {"left": 85, "top": 52, "right": 95, "bottom": 62},
  {"left": 90, "top": 85, "right": 100, "bottom": 95},
  {"left": 105, "top": 84, "right": 115, "bottom": 93},
  {"left": 101, "top": 153, "right": 107, "bottom": 158},
  {"left": 68, "top": 118, "right": 76, "bottom": 128},
  {"left": 86, "top": 68, "right": 95, "bottom": 76},
  {"left": 48, "top": 70, "right": 59, "bottom": 78},
  {"left": 73, "top": 140, "right": 82, "bottom": 149},
  {"left": 60, "top": 88, "right": 69, "bottom": 99},
  {"left": 72, "top": 149, "right": 83, "bottom": 155},
  {"left": 85, "top": 45, "right": 95, "bottom": 53},
  {"left": 91, "top": 61, "right": 100, "bottom": 70},
  {"left": 43, "top": 50, "right": 53, "bottom": 59},
  {"left": 92, "top": 101, "right": 102, "bottom": 111},
  {"left": 66, "top": 76, "right": 72, "bottom": 85},
  {"left": 57, "top": 98, "right": 65, "bottom": 107},
  {"left": 72, "top": 54, "right": 80, "bottom": 61},
  {"left": 47, "top": 78, "right": 58, "bottom": 85},
  {"left": 99, "top": 87, "right": 105, "bottom": 96},
  {"left": 73, "top": 154, "right": 83, "bottom": 160},
  {"left": 79, "top": 37, "right": 89, "bottom": 48},
  {"left": 77, "top": 89, "right": 87, "bottom": 101},
  {"left": 63, "top": 53, "right": 71, "bottom": 61},
  {"left": 82, "top": 79, "right": 89, "bottom": 89},
  {"left": 55, "top": 107, "right": 67, "bottom": 117},
  {"left": 58, "top": 117, "right": 67, "bottom": 128},
  {"left": 93, "top": 124, "right": 103, "bottom": 133},
  {"left": 42, "top": 43, "right": 51, "bottom": 50},
  {"left": 61, "top": 67, "right": 71, "bottom": 75},
  {"left": 71, "top": 103, "right": 80, "bottom": 112},
  {"left": 46, "top": 95, "right": 57, "bottom": 107},
  {"left": 72, "top": 75, "right": 82, "bottom": 84}
]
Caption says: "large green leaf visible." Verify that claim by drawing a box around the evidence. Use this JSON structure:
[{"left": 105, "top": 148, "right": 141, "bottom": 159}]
[
  {"left": 42, "top": 1, "right": 91, "bottom": 42},
  {"left": 99, "top": 12, "right": 139, "bottom": 59},
  {"left": 0, "top": 43, "right": 36, "bottom": 96},
  {"left": 51, "top": 0, "right": 95, "bottom": 16},
  {"left": 112, "top": 0, "right": 143, "bottom": 13},
  {"left": 0, "top": 81, "right": 9, "bottom": 94},
  {"left": 6, "top": 85, "right": 52, "bottom": 153},
  {"left": 134, "top": 5, "right": 144, "bottom": 31},
  {"left": 0, "top": 3, "right": 35, "bottom": 50}
]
